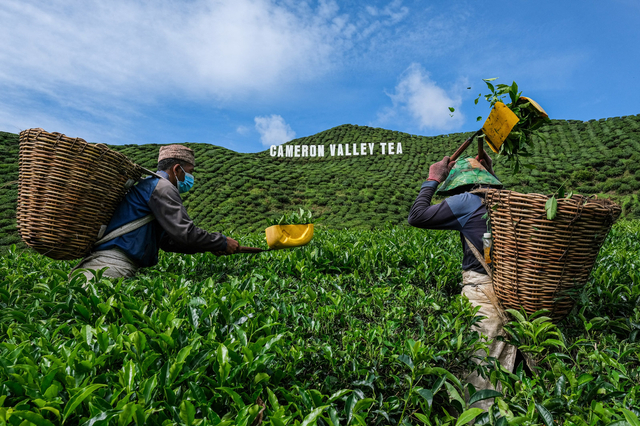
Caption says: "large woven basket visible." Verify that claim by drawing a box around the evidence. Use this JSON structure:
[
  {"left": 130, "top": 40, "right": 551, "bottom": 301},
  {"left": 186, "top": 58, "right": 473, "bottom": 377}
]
[
  {"left": 17, "top": 128, "right": 145, "bottom": 260},
  {"left": 482, "top": 189, "right": 621, "bottom": 321}
]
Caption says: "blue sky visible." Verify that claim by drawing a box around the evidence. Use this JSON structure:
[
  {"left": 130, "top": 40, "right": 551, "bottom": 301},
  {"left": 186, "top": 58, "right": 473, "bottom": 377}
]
[{"left": 1, "top": 0, "right": 638, "bottom": 153}]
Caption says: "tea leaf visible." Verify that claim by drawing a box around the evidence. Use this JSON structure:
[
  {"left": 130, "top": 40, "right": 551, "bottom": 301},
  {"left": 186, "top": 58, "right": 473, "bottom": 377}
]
[
  {"left": 468, "top": 389, "right": 502, "bottom": 406},
  {"left": 218, "top": 387, "right": 245, "bottom": 408},
  {"left": 545, "top": 196, "right": 558, "bottom": 220},
  {"left": 398, "top": 354, "right": 414, "bottom": 371},
  {"left": 62, "top": 384, "right": 106, "bottom": 424},
  {"left": 353, "top": 398, "right": 375, "bottom": 413},
  {"left": 455, "top": 408, "right": 484, "bottom": 426},
  {"left": 12, "top": 411, "right": 56, "bottom": 426},
  {"left": 179, "top": 400, "right": 196, "bottom": 426},
  {"left": 416, "top": 388, "right": 433, "bottom": 408},
  {"left": 328, "top": 389, "right": 352, "bottom": 402},
  {"left": 622, "top": 409, "right": 640, "bottom": 426},
  {"left": 301, "top": 405, "right": 330, "bottom": 426},
  {"left": 535, "top": 403, "right": 554, "bottom": 426}
]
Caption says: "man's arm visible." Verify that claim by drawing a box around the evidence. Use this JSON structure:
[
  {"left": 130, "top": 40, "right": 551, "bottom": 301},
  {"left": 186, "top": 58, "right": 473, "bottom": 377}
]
[
  {"left": 149, "top": 179, "right": 233, "bottom": 254},
  {"left": 408, "top": 181, "right": 461, "bottom": 230},
  {"left": 408, "top": 156, "right": 461, "bottom": 230}
]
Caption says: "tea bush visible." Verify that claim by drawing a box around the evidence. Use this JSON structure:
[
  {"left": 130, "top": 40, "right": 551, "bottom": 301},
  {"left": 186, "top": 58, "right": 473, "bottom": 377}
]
[
  {"left": 2, "top": 115, "right": 640, "bottom": 248},
  {"left": 1, "top": 222, "right": 639, "bottom": 425}
]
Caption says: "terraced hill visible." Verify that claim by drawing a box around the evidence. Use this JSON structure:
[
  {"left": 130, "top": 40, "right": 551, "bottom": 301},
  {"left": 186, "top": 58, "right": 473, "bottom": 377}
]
[{"left": 1, "top": 114, "right": 640, "bottom": 247}]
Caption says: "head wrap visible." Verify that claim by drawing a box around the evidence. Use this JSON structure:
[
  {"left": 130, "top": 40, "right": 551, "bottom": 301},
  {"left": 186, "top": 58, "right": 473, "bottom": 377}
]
[{"left": 158, "top": 145, "right": 195, "bottom": 166}]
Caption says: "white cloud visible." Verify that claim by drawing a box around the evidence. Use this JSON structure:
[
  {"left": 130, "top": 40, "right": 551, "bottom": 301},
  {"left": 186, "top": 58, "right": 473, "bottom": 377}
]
[
  {"left": 236, "top": 125, "right": 251, "bottom": 136},
  {"left": 366, "top": 0, "right": 408, "bottom": 24},
  {"left": 254, "top": 115, "right": 296, "bottom": 146},
  {"left": 0, "top": 0, "right": 414, "bottom": 143},
  {"left": 0, "top": 0, "right": 412, "bottom": 102},
  {"left": 0, "top": 0, "right": 331, "bottom": 100},
  {"left": 381, "top": 63, "right": 464, "bottom": 131}
]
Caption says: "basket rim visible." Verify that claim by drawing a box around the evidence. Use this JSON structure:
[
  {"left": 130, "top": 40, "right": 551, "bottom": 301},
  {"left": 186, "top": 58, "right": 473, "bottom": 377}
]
[
  {"left": 472, "top": 187, "right": 622, "bottom": 211},
  {"left": 19, "top": 127, "right": 136, "bottom": 165}
]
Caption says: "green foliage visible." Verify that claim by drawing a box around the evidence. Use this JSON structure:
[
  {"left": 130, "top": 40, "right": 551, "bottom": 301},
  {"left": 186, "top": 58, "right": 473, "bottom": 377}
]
[
  {"left": 266, "top": 208, "right": 313, "bottom": 226},
  {"left": 503, "top": 309, "right": 566, "bottom": 363},
  {"left": 544, "top": 181, "right": 574, "bottom": 220},
  {"left": 475, "top": 78, "right": 551, "bottom": 173},
  {"left": 571, "top": 169, "right": 595, "bottom": 182},
  {"left": 1, "top": 115, "right": 640, "bottom": 251},
  {"left": 1, "top": 222, "right": 640, "bottom": 425}
]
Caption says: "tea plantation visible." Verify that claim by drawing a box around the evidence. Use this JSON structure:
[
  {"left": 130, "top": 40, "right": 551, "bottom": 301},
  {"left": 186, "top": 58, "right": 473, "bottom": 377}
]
[
  {"left": 1, "top": 118, "right": 640, "bottom": 425},
  {"left": 1, "top": 222, "right": 639, "bottom": 425},
  {"left": 1, "top": 114, "right": 640, "bottom": 247}
]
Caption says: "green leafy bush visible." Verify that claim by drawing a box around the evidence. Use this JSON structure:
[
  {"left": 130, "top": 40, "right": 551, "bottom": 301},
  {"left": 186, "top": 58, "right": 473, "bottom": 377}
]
[
  {"left": 571, "top": 169, "right": 595, "bottom": 182},
  {"left": 1, "top": 222, "right": 639, "bottom": 425},
  {"left": 619, "top": 184, "right": 632, "bottom": 194},
  {"left": 603, "top": 180, "right": 622, "bottom": 192},
  {"left": 1, "top": 114, "right": 640, "bottom": 251}
]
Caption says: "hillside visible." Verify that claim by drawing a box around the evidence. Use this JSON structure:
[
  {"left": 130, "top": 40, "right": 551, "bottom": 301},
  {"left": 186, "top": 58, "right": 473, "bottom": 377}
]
[{"left": 1, "top": 114, "right": 640, "bottom": 247}]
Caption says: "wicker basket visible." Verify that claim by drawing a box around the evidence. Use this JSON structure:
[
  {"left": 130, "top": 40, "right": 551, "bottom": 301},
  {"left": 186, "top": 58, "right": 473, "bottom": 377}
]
[
  {"left": 17, "top": 128, "right": 145, "bottom": 260},
  {"left": 482, "top": 189, "right": 621, "bottom": 321}
]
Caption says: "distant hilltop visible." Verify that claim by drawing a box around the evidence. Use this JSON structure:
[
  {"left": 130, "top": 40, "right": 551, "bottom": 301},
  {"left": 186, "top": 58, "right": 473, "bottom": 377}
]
[{"left": 1, "top": 114, "right": 639, "bottom": 248}]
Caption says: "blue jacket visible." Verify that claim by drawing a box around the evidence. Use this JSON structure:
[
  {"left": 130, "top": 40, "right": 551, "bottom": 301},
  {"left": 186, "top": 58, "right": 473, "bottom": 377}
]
[{"left": 95, "top": 171, "right": 227, "bottom": 267}]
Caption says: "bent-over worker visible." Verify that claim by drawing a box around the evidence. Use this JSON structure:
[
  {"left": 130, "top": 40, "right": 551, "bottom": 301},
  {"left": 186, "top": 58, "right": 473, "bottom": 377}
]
[
  {"left": 73, "top": 145, "right": 239, "bottom": 280},
  {"left": 407, "top": 152, "right": 514, "bottom": 412}
]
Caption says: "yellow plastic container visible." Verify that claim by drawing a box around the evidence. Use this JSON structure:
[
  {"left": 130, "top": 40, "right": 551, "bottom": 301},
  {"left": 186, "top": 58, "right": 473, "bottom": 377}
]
[
  {"left": 481, "top": 102, "right": 520, "bottom": 153},
  {"left": 265, "top": 224, "right": 314, "bottom": 249},
  {"left": 519, "top": 96, "right": 548, "bottom": 119},
  {"left": 518, "top": 96, "right": 549, "bottom": 129}
]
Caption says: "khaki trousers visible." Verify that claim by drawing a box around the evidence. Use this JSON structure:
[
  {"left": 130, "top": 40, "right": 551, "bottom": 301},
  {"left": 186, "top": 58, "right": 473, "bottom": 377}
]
[
  {"left": 462, "top": 270, "right": 516, "bottom": 412},
  {"left": 71, "top": 248, "right": 139, "bottom": 282}
]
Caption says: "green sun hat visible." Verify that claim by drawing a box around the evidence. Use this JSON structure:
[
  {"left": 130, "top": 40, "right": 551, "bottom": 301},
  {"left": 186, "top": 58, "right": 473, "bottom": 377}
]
[{"left": 437, "top": 156, "right": 503, "bottom": 196}]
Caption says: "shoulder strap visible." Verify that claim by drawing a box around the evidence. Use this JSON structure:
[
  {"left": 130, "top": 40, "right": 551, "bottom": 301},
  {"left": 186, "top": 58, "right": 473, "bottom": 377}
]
[
  {"left": 141, "top": 167, "right": 165, "bottom": 180},
  {"left": 94, "top": 214, "right": 156, "bottom": 246},
  {"left": 93, "top": 168, "right": 166, "bottom": 247},
  {"left": 464, "top": 235, "right": 492, "bottom": 279}
]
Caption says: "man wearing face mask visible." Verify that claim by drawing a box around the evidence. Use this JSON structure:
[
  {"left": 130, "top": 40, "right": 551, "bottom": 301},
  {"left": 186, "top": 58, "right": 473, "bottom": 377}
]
[{"left": 72, "top": 144, "right": 238, "bottom": 280}]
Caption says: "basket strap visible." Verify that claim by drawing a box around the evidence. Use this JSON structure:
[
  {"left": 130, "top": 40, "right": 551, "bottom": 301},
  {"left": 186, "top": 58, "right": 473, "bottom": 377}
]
[
  {"left": 93, "top": 169, "right": 167, "bottom": 247},
  {"left": 476, "top": 283, "right": 509, "bottom": 326},
  {"left": 140, "top": 167, "right": 165, "bottom": 180},
  {"left": 94, "top": 214, "right": 156, "bottom": 246},
  {"left": 464, "top": 236, "right": 492, "bottom": 279}
]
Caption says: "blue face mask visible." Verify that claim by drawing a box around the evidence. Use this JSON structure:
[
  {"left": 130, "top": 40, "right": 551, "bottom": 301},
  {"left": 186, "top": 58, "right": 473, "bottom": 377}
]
[{"left": 177, "top": 166, "right": 195, "bottom": 194}]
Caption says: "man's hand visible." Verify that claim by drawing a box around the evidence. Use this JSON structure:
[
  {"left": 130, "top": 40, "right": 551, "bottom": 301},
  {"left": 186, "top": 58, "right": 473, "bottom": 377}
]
[
  {"left": 225, "top": 237, "right": 239, "bottom": 254},
  {"left": 428, "top": 156, "right": 455, "bottom": 183},
  {"left": 476, "top": 151, "right": 495, "bottom": 176},
  {"left": 213, "top": 237, "right": 239, "bottom": 256}
]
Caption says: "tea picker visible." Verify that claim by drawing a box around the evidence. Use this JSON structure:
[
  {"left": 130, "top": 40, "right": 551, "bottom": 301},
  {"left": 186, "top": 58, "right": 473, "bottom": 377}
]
[
  {"left": 17, "top": 129, "right": 240, "bottom": 280},
  {"left": 407, "top": 123, "right": 513, "bottom": 411},
  {"left": 445, "top": 96, "right": 620, "bottom": 320},
  {"left": 408, "top": 96, "right": 620, "bottom": 411}
]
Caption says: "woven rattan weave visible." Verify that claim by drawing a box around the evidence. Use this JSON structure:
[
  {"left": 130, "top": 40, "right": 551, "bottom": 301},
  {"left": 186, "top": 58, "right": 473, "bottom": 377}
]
[
  {"left": 17, "top": 128, "right": 145, "bottom": 260},
  {"left": 481, "top": 189, "right": 621, "bottom": 321}
]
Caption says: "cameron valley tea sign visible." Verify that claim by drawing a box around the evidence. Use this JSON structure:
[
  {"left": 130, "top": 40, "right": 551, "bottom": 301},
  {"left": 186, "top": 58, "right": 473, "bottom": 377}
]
[{"left": 270, "top": 142, "right": 403, "bottom": 158}]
